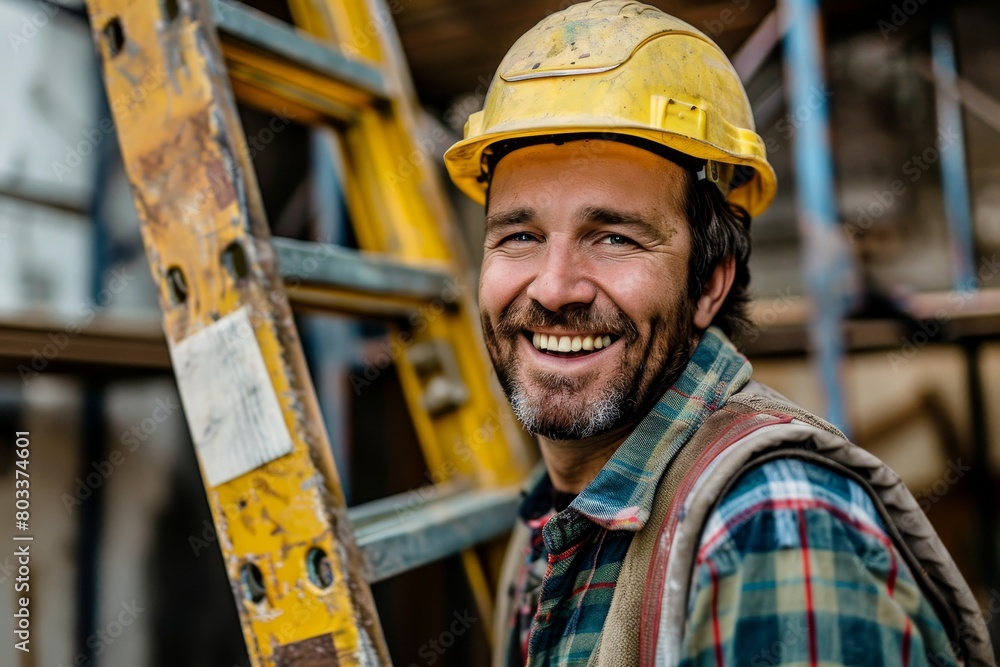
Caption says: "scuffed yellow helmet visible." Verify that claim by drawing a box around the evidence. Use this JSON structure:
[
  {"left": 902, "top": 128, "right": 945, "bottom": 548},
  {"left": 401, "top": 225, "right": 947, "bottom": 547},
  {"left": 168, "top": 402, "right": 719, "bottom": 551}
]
[{"left": 443, "top": 0, "right": 776, "bottom": 217}]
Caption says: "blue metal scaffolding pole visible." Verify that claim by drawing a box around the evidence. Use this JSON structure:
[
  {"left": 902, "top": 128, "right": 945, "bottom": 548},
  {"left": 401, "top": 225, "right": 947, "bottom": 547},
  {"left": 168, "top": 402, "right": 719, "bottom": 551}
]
[
  {"left": 931, "top": 16, "right": 977, "bottom": 292},
  {"left": 779, "top": 0, "right": 853, "bottom": 431},
  {"left": 301, "top": 129, "right": 357, "bottom": 502}
]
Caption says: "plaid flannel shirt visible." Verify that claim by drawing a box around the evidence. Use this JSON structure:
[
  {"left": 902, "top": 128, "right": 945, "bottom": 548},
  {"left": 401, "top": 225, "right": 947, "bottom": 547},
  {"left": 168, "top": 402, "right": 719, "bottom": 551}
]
[{"left": 505, "top": 327, "right": 958, "bottom": 667}]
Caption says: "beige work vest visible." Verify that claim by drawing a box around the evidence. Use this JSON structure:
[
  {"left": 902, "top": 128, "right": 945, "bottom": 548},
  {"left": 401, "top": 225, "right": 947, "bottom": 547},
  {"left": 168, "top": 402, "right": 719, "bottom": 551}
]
[{"left": 493, "top": 381, "right": 993, "bottom": 667}]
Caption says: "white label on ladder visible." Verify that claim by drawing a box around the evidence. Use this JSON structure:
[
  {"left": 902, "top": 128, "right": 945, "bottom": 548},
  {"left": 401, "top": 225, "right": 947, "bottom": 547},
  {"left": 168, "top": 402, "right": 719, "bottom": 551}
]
[{"left": 169, "top": 306, "right": 294, "bottom": 486}]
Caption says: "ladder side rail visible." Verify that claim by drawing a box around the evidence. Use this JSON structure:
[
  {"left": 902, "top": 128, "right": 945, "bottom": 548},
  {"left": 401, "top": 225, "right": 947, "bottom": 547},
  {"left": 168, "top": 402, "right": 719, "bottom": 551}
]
[{"left": 83, "top": 0, "right": 391, "bottom": 664}]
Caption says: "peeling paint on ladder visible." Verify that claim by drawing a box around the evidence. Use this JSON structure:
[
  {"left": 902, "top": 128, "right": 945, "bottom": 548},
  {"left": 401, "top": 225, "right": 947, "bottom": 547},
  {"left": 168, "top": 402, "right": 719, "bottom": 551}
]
[{"left": 169, "top": 306, "right": 294, "bottom": 486}]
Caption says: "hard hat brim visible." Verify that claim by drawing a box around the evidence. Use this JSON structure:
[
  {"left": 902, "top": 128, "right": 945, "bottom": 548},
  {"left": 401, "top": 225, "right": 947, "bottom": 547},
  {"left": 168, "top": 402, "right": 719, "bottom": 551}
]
[{"left": 444, "top": 124, "right": 777, "bottom": 218}]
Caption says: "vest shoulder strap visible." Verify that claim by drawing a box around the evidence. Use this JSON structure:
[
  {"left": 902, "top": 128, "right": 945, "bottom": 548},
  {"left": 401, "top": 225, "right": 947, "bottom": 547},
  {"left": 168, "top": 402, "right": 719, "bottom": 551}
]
[{"left": 591, "top": 385, "right": 796, "bottom": 667}]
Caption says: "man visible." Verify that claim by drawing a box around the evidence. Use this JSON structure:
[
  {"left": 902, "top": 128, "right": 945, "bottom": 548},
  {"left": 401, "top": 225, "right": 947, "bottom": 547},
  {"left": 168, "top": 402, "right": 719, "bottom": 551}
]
[{"left": 443, "top": 2, "right": 991, "bottom": 666}]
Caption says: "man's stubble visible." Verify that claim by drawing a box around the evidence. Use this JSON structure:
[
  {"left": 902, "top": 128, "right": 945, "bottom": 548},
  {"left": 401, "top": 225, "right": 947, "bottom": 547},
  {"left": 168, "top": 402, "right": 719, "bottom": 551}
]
[{"left": 482, "top": 296, "right": 698, "bottom": 441}]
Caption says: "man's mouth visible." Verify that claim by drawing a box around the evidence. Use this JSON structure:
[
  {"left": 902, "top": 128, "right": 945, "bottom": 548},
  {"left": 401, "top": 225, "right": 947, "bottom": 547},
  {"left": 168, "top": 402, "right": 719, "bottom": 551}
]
[{"left": 525, "top": 331, "right": 619, "bottom": 357}]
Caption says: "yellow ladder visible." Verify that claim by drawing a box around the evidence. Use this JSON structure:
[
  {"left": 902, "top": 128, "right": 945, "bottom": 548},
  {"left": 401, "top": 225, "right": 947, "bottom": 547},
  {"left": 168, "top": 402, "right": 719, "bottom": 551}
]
[{"left": 81, "top": 0, "right": 535, "bottom": 663}]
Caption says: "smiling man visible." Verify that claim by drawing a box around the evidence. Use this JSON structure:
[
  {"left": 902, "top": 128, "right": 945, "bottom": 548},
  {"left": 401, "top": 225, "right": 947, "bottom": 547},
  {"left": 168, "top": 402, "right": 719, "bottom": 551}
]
[
  {"left": 480, "top": 141, "right": 717, "bottom": 488},
  {"left": 443, "top": 2, "right": 990, "bottom": 666}
]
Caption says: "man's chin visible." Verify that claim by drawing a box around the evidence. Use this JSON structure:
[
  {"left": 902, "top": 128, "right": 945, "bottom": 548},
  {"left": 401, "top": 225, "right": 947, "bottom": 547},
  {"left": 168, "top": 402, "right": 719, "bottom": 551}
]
[{"left": 508, "top": 383, "right": 627, "bottom": 440}]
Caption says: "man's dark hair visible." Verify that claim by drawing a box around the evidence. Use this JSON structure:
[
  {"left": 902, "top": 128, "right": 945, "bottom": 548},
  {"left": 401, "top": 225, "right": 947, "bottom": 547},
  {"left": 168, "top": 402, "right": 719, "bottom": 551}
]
[{"left": 683, "top": 176, "right": 754, "bottom": 347}]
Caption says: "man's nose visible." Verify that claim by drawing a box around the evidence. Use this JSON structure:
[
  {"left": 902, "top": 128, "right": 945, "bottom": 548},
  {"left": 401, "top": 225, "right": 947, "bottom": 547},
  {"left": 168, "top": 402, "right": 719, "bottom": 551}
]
[{"left": 524, "top": 241, "right": 596, "bottom": 312}]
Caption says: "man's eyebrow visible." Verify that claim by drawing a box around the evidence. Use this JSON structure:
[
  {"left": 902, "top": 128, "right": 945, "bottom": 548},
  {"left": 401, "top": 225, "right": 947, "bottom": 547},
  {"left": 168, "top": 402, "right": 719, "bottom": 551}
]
[
  {"left": 579, "top": 206, "right": 662, "bottom": 234},
  {"left": 485, "top": 207, "right": 534, "bottom": 232}
]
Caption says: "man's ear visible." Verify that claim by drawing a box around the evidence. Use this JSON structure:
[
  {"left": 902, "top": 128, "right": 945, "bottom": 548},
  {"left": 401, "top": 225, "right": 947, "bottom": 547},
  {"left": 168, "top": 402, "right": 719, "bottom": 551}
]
[{"left": 693, "top": 255, "right": 736, "bottom": 330}]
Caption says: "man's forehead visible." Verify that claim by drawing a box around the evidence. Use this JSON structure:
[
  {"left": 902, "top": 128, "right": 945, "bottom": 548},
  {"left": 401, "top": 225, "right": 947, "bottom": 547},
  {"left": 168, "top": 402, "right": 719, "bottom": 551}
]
[
  {"left": 491, "top": 139, "right": 690, "bottom": 175},
  {"left": 487, "top": 139, "right": 690, "bottom": 215}
]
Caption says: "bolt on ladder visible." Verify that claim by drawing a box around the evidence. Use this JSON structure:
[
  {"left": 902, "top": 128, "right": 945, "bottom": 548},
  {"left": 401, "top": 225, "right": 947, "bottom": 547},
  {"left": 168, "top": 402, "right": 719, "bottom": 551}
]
[{"left": 81, "top": 0, "right": 535, "bottom": 664}]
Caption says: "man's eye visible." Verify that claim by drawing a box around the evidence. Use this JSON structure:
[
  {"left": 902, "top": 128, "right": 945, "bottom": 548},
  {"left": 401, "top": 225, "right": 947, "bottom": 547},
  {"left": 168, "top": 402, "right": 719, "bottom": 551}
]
[
  {"left": 601, "top": 234, "right": 634, "bottom": 246},
  {"left": 504, "top": 232, "right": 536, "bottom": 243}
]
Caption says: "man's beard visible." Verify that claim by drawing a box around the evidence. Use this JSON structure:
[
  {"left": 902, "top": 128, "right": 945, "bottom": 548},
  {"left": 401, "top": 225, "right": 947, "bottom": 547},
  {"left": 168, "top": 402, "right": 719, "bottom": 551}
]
[{"left": 482, "top": 298, "right": 697, "bottom": 441}]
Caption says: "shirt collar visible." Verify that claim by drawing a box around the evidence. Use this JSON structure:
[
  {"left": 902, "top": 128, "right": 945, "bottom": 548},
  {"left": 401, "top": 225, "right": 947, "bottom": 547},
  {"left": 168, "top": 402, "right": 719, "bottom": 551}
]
[{"left": 517, "top": 327, "right": 752, "bottom": 549}]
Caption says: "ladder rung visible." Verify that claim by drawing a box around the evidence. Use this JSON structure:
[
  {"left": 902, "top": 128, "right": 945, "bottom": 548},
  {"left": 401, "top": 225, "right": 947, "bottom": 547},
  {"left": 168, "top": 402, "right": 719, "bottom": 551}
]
[
  {"left": 275, "top": 237, "right": 455, "bottom": 304},
  {"left": 349, "top": 486, "right": 519, "bottom": 583},
  {"left": 211, "top": 0, "right": 387, "bottom": 100}
]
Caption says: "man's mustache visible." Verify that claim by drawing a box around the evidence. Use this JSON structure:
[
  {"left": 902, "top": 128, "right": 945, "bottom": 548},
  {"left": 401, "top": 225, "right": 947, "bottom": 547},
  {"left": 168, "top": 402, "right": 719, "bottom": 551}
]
[{"left": 494, "top": 300, "right": 638, "bottom": 339}]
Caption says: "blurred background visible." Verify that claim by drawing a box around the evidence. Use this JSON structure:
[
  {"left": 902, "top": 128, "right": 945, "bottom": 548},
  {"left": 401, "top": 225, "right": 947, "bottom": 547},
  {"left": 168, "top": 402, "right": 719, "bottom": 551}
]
[{"left": 0, "top": 0, "right": 999, "bottom": 664}]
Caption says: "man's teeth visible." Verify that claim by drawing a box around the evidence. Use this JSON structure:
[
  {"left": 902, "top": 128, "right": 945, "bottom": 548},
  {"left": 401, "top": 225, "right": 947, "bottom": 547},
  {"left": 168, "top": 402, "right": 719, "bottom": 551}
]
[{"left": 531, "top": 333, "right": 613, "bottom": 352}]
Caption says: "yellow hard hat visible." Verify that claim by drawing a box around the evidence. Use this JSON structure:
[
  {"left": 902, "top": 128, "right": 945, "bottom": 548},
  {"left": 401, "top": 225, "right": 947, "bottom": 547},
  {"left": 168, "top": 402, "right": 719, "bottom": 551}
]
[{"left": 443, "top": 0, "right": 777, "bottom": 217}]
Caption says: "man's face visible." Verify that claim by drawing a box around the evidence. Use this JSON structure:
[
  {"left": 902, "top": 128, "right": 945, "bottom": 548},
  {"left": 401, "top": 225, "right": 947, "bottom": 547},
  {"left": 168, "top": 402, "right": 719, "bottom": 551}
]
[{"left": 480, "top": 140, "right": 698, "bottom": 441}]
